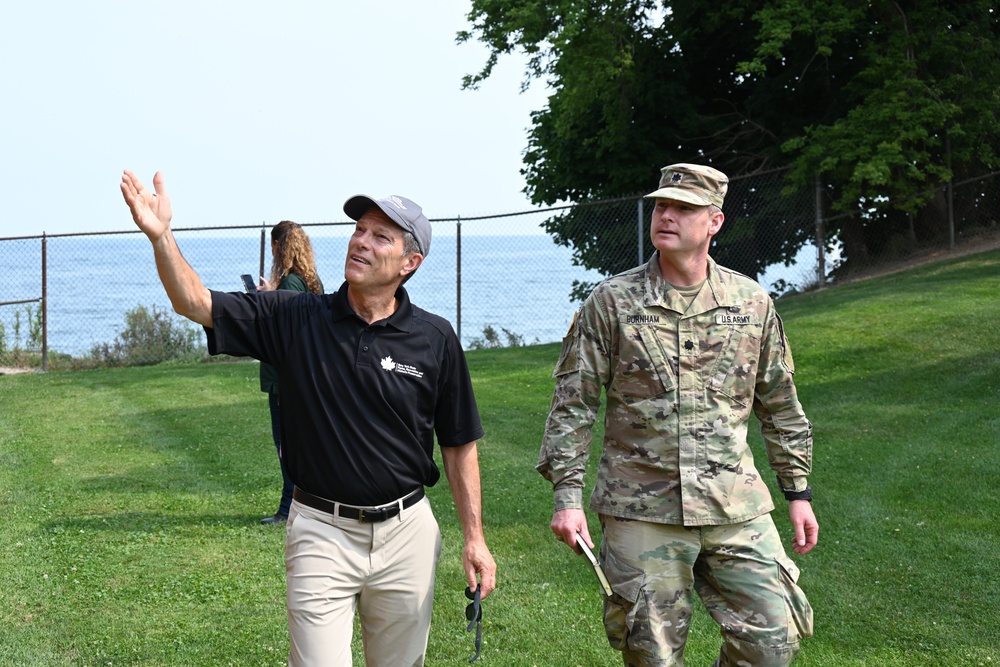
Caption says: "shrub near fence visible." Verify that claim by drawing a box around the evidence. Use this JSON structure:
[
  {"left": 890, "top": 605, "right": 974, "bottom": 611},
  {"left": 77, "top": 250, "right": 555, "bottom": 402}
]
[{"left": 2, "top": 170, "right": 997, "bottom": 370}]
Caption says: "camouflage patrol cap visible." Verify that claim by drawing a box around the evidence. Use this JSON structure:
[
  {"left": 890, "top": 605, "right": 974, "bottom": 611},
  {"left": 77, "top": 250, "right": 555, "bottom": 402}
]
[{"left": 644, "top": 163, "right": 729, "bottom": 209}]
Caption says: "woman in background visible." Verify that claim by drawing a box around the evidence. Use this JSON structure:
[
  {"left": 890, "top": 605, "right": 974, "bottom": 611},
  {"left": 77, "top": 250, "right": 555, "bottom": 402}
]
[{"left": 258, "top": 220, "right": 324, "bottom": 524}]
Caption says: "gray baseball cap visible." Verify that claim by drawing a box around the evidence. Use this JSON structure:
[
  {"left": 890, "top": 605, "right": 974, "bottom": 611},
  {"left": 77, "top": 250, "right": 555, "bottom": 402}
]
[
  {"left": 644, "top": 163, "right": 729, "bottom": 209},
  {"left": 343, "top": 194, "right": 432, "bottom": 256}
]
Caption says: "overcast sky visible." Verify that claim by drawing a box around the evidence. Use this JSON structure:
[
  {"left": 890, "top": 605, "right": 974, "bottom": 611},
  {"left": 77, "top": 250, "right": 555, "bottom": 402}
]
[{"left": 0, "top": 1, "right": 551, "bottom": 237}]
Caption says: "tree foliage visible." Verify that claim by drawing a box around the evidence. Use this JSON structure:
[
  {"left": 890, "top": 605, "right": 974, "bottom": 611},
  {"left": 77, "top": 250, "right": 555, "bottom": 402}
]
[{"left": 459, "top": 1, "right": 1000, "bottom": 280}]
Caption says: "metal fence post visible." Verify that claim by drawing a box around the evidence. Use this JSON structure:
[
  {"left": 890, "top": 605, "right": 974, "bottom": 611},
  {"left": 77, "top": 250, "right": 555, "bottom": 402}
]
[
  {"left": 456, "top": 216, "right": 462, "bottom": 343},
  {"left": 815, "top": 176, "right": 826, "bottom": 287},
  {"left": 259, "top": 223, "right": 266, "bottom": 283},
  {"left": 42, "top": 232, "right": 48, "bottom": 371},
  {"left": 637, "top": 197, "right": 644, "bottom": 265},
  {"left": 946, "top": 133, "right": 955, "bottom": 250}
]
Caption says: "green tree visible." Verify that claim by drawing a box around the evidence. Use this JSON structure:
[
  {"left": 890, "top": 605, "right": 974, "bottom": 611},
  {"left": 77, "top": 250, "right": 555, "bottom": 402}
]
[
  {"left": 459, "top": 0, "right": 1000, "bottom": 279},
  {"left": 767, "top": 2, "right": 1000, "bottom": 266}
]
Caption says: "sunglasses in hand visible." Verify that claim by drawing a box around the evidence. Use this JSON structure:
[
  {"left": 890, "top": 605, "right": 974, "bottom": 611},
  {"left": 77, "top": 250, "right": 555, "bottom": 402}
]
[{"left": 465, "top": 584, "right": 483, "bottom": 663}]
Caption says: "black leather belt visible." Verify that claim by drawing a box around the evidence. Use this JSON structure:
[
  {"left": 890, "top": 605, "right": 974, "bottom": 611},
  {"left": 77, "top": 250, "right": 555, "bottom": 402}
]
[{"left": 293, "top": 487, "right": 425, "bottom": 523}]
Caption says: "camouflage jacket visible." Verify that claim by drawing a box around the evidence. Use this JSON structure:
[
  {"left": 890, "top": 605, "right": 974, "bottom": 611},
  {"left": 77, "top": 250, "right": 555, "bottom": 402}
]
[{"left": 537, "top": 253, "right": 813, "bottom": 526}]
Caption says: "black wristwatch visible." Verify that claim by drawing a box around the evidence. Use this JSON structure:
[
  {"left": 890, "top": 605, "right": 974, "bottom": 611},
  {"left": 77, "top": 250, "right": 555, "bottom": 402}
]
[{"left": 779, "top": 481, "right": 813, "bottom": 502}]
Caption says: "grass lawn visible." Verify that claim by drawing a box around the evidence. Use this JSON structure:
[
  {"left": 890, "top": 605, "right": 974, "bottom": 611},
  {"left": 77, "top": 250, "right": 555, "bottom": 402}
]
[{"left": 1, "top": 249, "right": 998, "bottom": 666}]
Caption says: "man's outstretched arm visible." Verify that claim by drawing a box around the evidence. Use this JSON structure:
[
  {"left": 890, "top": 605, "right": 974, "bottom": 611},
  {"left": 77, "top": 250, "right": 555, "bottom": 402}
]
[{"left": 120, "top": 170, "right": 213, "bottom": 328}]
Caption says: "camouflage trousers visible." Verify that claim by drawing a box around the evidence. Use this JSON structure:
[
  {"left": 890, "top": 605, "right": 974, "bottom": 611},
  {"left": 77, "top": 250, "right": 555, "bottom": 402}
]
[{"left": 599, "top": 513, "right": 813, "bottom": 667}]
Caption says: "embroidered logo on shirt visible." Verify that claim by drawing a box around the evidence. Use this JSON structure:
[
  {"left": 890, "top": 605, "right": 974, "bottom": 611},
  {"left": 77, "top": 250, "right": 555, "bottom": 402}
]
[{"left": 380, "top": 355, "right": 424, "bottom": 378}]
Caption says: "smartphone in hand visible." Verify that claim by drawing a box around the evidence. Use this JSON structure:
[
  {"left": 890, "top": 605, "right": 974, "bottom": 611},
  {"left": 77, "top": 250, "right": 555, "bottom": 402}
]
[{"left": 240, "top": 274, "right": 258, "bottom": 293}]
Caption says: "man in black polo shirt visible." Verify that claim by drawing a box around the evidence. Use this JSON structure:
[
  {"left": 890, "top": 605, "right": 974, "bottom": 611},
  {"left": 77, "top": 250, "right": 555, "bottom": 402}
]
[{"left": 120, "top": 170, "right": 497, "bottom": 666}]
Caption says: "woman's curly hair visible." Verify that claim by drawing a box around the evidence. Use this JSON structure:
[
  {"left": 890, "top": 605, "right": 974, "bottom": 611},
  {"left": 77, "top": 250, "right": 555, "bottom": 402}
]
[{"left": 268, "top": 220, "right": 322, "bottom": 294}]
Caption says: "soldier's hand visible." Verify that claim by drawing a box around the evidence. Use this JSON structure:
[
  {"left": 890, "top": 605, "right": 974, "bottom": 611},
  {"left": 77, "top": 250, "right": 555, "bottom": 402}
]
[
  {"left": 551, "top": 508, "right": 590, "bottom": 554},
  {"left": 789, "top": 500, "right": 818, "bottom": 555}
]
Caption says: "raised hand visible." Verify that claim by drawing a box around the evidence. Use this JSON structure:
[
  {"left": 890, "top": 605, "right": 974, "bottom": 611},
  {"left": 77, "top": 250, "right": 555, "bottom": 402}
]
[
  {"left": 118, "top": 169, "right": 213, "bottom": 327},
  {"left": 120, "top": 170, "right": 172, "bottom": 241}
]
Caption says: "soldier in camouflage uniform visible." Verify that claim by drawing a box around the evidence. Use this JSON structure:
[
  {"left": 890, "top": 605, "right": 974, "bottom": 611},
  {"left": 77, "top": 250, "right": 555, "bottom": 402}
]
[{"left": 538, "top": 164, "right": 817, "bottom": 666}]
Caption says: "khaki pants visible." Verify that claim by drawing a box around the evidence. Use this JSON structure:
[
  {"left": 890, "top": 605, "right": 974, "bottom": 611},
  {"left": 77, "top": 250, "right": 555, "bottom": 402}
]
[
  {"left": 285, "top": 496, "right": 442, "bottom": 667},
  {"left": 600, "top": 514, "right": 813, "bottom": 667}
]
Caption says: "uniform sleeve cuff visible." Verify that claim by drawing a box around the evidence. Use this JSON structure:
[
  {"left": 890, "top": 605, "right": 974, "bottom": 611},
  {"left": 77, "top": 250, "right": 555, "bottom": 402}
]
[
  {"left": 777, "top": 476, "right": 812, "bottom": 502},
  {"left": 777, "top": 475, "right": 809, "bottom": 493},
  {"left": 553, "top": 487, "right": 584, "bottom": 512}
]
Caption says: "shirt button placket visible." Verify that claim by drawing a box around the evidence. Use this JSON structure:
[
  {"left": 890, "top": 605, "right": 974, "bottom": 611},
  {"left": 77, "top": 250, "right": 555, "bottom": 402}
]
[
  {"left": 359, "top": 328, "right": 374, "bottom": 360},
  {"left": 677, "top": 318, "right": 699, "bottom": 513}
]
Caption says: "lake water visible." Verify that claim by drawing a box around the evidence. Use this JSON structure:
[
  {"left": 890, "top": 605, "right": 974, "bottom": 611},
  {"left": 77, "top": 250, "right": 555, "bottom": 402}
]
[{"left": 2, "top": 232, "right": 605, "bottom": 357}]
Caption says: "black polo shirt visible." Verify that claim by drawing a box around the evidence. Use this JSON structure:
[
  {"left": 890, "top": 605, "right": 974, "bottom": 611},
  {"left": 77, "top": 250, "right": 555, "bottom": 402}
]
[{"left": 205, "top": 282, "right": 483, "bottom": 505}]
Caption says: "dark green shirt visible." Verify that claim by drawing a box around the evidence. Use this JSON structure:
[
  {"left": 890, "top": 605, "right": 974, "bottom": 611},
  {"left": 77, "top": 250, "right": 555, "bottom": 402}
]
[{"left": 260, "top": 272, "right": 323, "bottom": 392}]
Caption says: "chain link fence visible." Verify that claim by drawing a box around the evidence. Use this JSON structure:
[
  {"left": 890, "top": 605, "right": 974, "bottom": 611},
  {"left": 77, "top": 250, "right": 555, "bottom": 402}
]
[{"left": 2, "top": 170, "right": 997, "bottom": 370}]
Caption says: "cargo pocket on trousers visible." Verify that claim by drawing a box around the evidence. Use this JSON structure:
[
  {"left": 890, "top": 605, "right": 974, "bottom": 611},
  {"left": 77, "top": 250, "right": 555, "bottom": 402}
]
[
  {"left": 777, "top": 557, "right": 814, "bottom": 642},
  {"left": 601, "top": 543, "right": 646, "bottom": 651}
]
